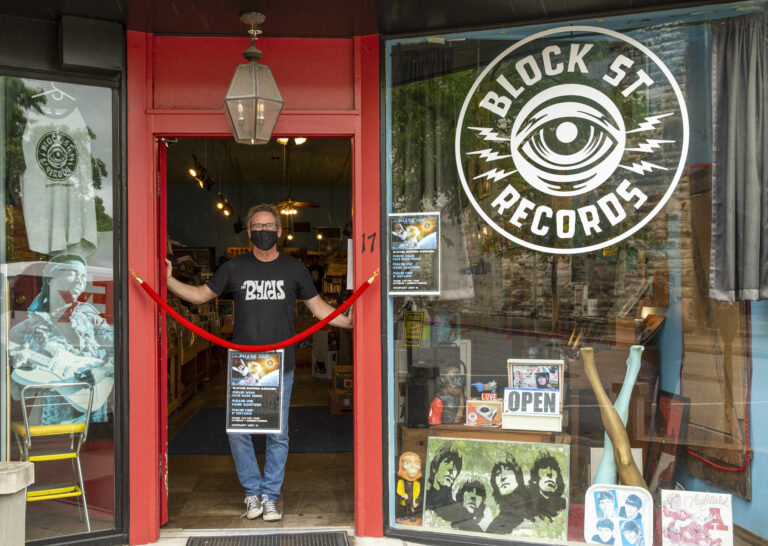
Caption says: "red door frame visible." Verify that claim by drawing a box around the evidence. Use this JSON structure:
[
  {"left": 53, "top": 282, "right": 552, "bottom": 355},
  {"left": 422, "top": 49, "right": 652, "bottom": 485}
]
[{"left": 127, "top": 32, "right": 381, "bottom": 544}]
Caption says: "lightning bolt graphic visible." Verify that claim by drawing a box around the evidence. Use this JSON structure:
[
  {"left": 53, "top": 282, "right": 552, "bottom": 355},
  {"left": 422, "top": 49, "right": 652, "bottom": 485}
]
[
  {"left": 626, "top": 113, "right": 673, "bottom": 133},
  {"left": 619, "top": 161, "right": 668, "bottom": 175},
  {"left": 468, "top": 127, "right": 508, "bottom": 142},
  {"left": 625, "top": 139, "right": 675, "bottom": 153},
  {"left": 473, "top": 168, "right": 516, "bottom": 182},
  {"left": 467, "top": 148, "right": 512, "bottom": 162}
]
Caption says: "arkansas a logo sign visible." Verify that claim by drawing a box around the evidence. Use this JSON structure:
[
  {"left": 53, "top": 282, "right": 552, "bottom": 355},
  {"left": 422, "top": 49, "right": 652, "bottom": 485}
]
[{"left": 456, "top": 26, "right": 688, "bottom": 254}]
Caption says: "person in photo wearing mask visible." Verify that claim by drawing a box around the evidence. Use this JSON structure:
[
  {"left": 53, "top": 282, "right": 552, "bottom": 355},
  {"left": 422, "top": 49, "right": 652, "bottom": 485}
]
[{"left": 165, "top": 203, "right": 353, "bottom": 522}]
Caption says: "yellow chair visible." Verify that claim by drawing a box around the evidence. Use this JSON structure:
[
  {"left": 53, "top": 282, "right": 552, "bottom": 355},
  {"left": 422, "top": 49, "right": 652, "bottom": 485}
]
[{"left": 11, "top": 382, "right": 93, "bottom": 532}]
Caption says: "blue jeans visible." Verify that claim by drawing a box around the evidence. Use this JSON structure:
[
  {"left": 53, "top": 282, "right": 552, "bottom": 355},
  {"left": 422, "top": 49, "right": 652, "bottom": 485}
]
[{"left": 228, "top": 368, "right": 293, "bottom": 501}]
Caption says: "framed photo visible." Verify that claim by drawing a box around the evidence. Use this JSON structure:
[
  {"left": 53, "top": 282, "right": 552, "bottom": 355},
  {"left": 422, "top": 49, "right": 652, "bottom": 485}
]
[
  {"left": 226, "top": 349, "right": 284, "bottom": 433},
  {"left": 421, "top": 437, "right": 570, "bottom": 541},
  {"left": 507, "top": 359, "right": 563, "bottom": 391},
  {"left": 644, "top": 391, "right": 690, "bottom": 496},
  {"left": 584, "top": 484, "right": 653, "bottom": 545},
  {"left": 502, "top": 360, "right": 564, "bottom": 432}
]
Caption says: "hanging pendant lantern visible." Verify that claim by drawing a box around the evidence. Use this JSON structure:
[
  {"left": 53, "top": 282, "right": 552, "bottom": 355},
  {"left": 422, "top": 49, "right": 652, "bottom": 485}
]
[{"left": 223, "top": 11, "right": 283, "bottom": 145}]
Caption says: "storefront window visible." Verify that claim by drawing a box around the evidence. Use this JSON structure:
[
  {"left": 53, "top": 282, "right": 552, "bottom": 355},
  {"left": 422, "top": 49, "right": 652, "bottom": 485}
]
[
  {"left": 385, "top": 3, "right": 766, "bottom": 544},
  {"left": 1, "top": 76, "right": 117, "bottom": 539}
]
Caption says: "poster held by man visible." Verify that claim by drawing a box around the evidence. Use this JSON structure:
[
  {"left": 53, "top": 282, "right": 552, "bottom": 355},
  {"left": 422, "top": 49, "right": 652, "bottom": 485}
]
[{"left": 226, "top": 349, "right": 284, "bottom": 433}]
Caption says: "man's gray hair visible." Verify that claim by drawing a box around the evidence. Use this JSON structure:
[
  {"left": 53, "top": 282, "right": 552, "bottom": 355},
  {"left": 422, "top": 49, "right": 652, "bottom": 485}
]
[{"left": 246, "top": 203, "right": 281, "bottom": 227}]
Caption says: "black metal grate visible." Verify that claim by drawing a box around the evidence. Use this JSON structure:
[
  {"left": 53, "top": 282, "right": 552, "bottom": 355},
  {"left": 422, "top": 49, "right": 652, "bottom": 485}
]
[{"left": 186, "top": 531, "right": 349, "bottom": 546}]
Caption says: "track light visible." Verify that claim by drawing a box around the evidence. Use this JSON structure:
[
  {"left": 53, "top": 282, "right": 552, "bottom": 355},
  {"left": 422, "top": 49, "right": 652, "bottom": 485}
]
[
  {"left": 276, "top": 137, "right": 307, "bottom": 146},
  {"left": 216, "top": 193, "right": 225, "bottom": 209},
  {"left": 189, "top": 155, "right": 215, "bottom": 190},
  {"left": 286, "top": 233, "right": 294, "bottom": 241}
]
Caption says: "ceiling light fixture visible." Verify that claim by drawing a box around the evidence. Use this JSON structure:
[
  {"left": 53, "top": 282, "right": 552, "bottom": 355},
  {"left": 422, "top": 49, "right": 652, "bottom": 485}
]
[
  {"left": 189, "top": 154, "right": 215, "bottom": 190},
  {"left": 223, "top": 11, "right": 283, "bottom": 145}
]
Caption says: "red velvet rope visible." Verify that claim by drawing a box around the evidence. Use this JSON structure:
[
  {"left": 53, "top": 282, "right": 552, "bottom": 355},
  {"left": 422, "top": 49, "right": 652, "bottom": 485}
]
[{"left": 131, "top": 269, "right": 378, "bottom": 352}]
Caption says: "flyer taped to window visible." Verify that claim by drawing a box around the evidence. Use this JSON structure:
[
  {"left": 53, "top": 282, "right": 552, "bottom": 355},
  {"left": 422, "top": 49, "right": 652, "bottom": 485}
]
[{"left": 226, "top": 349, "right": 283, "bottom": 434}]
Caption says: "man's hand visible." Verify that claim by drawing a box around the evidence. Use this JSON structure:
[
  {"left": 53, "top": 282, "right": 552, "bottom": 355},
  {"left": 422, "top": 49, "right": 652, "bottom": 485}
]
[
  {"left": 9, "top": 342, "right": 32, "bottom": 369},
  {"left": 164, "top": 259, "right": 217, "bottom": 304}
]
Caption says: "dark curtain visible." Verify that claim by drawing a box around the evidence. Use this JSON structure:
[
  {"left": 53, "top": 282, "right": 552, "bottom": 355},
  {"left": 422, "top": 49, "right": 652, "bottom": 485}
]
[{"left": 710, "top": 12, "right": 768, "bottom": 301}]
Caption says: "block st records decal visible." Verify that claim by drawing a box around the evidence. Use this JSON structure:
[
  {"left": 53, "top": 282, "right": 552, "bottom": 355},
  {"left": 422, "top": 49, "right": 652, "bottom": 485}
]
[
  {"left": 456, "top": 26, "right": 689, "bottom": 254},
  {"left": 37, "top": 130, "right": 78, "bottom": 181}
]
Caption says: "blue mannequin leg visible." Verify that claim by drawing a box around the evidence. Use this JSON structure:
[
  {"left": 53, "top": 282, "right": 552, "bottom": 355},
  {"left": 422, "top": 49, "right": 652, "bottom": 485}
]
[{"left": 594, "top": 345, "right": 644, "bottom": 484}]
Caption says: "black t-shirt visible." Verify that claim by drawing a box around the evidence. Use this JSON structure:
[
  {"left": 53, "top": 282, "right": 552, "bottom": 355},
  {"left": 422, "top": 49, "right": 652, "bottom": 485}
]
[{"left": 206, "top": 252, "right": 318, "bottom": 371}]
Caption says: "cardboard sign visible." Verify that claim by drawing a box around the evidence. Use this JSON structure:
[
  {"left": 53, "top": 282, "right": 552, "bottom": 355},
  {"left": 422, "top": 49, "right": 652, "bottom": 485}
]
[
  {"left": 466, "top": 399, "right": 502, "bottom": 426},
  {"left": 402, "top": 311, "right": 425, "bottom": 347},
  {"left": 585, "top": 484, "right": 653, "bottom": 545},
  {"left": 660, "top": 490, "right": 732, "bottom": 546},
  {"left": 504, "top": 388, "right": 561, "bottom": 416},
  {"left": 226, "top": 349, "right": 284, "bottom": 433},
  {"left": 388, "top": 212, "right": 440, "bottom": 295}
]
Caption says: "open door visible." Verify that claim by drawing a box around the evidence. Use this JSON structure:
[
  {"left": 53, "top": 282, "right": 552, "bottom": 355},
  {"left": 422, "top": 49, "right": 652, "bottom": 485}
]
[{"left": 157, "top": 138, "right": 169, "bottom": 525}]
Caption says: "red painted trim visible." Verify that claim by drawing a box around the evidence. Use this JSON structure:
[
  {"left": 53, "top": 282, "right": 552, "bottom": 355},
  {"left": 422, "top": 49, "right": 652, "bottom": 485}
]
[
  {"left": 158, "top": 142, "right": 169, "bottom": 525},
  {"left": 151, "top": 36, "right": 355, "bottom": 111},
  {"left": 126, "top": 32, "right": 382, "bottom": 544},
  {"left": 127, "top": 30, "right": 162, "bottom": 545},
  {"left": 353, "top": 34, "right": 383, "bottom": 538},
  {"left": 146, "top": 110, "right": 359, "bottom": 138}
]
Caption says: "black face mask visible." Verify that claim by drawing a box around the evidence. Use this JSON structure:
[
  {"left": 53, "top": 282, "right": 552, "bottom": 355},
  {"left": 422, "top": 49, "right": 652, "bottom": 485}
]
[{"left": 250, "top": 230, "right": 278, "bottom": 251}]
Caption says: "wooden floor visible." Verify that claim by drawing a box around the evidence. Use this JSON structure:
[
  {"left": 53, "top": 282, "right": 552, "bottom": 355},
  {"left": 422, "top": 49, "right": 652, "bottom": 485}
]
[{"left": 164, "top": 362, "right": 355, "bottom": 530}]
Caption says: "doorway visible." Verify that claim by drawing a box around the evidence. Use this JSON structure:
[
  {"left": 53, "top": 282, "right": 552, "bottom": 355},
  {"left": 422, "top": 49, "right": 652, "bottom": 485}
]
[{"left": 162, "top": 136, "right": 355, "bottom": 529}]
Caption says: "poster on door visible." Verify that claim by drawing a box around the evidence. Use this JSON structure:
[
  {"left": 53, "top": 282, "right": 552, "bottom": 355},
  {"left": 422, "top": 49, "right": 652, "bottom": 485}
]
[
  {"left": 388, "top": 212, "right": 440, "bottom": 295},
  {"left": 226, "top": 349, "right": 283, "bottom": 433}
]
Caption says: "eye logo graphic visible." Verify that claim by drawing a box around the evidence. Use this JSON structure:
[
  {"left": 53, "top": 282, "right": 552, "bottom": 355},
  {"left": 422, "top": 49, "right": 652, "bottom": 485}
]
[
  {"left": 36, "top": 130, "right": 78, "bottom": 182},
  {"left": 456, "top": 26, "right": 688, "bottom": 254}
]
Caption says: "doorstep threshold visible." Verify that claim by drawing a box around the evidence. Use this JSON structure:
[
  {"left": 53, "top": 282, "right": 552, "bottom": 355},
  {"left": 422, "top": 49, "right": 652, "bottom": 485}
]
[{"left": 159, "top": 526, "right": 355, "bottom": 539}]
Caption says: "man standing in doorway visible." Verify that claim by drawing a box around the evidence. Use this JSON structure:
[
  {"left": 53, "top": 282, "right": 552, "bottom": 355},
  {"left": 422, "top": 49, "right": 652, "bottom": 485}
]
[{"left": 165, "top": 203, "right": 353, "bottom": 521}]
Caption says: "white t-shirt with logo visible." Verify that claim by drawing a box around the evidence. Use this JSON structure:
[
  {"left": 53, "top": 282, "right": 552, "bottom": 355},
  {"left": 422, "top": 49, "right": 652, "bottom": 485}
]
[{"left": 21, "top": 105, "right": 97, "bottom": 255}]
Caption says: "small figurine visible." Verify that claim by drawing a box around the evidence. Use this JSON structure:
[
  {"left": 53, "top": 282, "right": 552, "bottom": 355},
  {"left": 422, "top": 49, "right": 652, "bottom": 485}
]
[
  {"left": 395, "top": 451, "right": 423, "bottom": 524},
  {"left": 428, "top": 364, "right": 466, "bottom": 425},
  {"left": 470, "top": 379, "right": 497, "bottom": 394}
]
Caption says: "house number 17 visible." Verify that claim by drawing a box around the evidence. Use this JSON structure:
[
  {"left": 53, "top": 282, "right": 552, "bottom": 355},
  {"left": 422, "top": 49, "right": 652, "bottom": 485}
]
[{"left": 361, "top": 232, "right": 377, "bottom": 253}]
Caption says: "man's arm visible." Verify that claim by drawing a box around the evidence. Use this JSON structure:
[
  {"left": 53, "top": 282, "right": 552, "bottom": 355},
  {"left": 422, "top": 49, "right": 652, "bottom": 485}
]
[
  {"left": 303, "top": 294, "right": 353, "bottom": 329},
  {"left": 165, "top": 259, "right": 218, "bottom": 304}
]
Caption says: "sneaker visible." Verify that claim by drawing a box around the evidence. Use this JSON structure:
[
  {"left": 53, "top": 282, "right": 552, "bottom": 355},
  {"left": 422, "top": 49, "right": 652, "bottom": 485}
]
[
  {"left": 260, "top": 494, "right": 282, "bottom": 521},
  {"left": 241, "top": 495, "right": 262, "bottom": 519}
]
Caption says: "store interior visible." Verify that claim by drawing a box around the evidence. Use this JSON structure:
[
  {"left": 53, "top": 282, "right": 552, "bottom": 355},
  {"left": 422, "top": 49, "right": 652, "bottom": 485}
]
[{"left": 163, "top": 137, "right": 355, "bottom": 529}]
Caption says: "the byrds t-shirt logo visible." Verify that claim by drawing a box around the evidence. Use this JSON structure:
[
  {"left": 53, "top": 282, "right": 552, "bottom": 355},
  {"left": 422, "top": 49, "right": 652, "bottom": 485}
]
[{"left": 242, "top": 280, "right": 286, "bottom": 301}]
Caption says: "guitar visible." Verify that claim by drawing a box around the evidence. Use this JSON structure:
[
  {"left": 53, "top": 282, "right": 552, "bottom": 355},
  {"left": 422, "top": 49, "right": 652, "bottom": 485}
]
[{"left": 8, "top": 341, "right": 113, "bottom": 413}]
